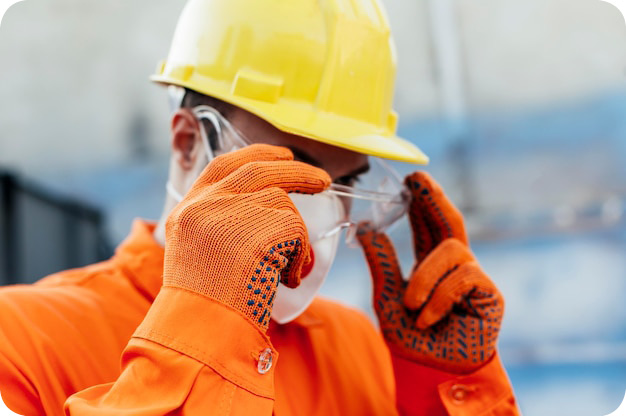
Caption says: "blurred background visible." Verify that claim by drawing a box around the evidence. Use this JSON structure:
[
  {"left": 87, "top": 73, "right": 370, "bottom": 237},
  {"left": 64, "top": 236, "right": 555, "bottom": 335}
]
[{"left": 1, "top": 0, "right": 626, "bottom": 414}]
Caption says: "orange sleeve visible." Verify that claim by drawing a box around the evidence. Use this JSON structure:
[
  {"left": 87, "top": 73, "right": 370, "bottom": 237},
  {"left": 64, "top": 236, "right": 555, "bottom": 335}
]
[
  {"left": 65, "top": 286, "right": 277, "bottom": 415},
  {"left": 392, "top": 353, "right": 519, "bottom": 416},
  {"left": 0, "top": 279, "right": 148, "bottom": 416},
  {"left": 0, "top": 347, "right": 44, "bottom": 416}
]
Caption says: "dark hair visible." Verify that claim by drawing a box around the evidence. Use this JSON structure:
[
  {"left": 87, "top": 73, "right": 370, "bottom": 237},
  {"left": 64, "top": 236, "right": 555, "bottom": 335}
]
[
  {"left": 180, "top": 88, "right": 236, "bottom": 151},
  {"left": 180, "top": 88, "right": 234, "bottom": 119}
]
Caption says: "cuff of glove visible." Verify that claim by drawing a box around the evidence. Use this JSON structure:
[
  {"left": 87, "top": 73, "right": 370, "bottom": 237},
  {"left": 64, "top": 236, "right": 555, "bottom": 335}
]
[
  {"left": 392, "top": 352, "right": 517, "bottom": 416},
  {"left": 133, "top": 286, "right": 277, "bottom": 399}
]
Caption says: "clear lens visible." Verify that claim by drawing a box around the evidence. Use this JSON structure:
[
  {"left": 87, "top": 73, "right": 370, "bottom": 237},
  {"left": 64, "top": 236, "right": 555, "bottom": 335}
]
[
  {"left": 192, "top": 105, "right": 410, "bottom": 246},
  {"left": 322, "top": 160, "right": 410, "bottom": 246},
  {"left": 192, "top": 105, "right": 249, "bottom": 158}
]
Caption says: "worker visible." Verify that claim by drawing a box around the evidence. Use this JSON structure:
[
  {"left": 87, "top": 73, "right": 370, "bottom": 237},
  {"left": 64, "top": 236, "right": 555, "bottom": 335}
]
[{"left": 0, "top": 0, "right": 520, "bottom": 414}]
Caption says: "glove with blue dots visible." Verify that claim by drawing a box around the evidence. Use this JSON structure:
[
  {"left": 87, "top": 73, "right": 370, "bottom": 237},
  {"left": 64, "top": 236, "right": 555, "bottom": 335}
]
[{"left": 357, "top": 172, "right": 504, "bottom": 374}]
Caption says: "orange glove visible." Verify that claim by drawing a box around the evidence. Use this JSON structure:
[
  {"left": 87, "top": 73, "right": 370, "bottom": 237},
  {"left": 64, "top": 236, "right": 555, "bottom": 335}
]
[
  {"left": 357, "top": 172, "right": 503, "bottom": 374},
  {"left": 163, "top": 144, "right": 331, "bottom": 332}
]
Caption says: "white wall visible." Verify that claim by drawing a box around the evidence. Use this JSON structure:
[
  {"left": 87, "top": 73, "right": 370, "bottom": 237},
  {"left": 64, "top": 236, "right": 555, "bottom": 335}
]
[
  {"left": 0, "top": 0, "right": 184, "bottom": 174},
  {"left": 455, "top": 0, "right": 626, "bottom": 110}
]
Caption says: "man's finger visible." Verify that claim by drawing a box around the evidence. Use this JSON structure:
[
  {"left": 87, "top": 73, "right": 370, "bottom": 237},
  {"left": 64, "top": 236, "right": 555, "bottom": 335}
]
[
  {"left": 217, "top": 160, "right": 331, "bottom": 195},
  {"left": 195, "top": 144, "right": 294, "bottom": 188},
  {"left": 356, "top": 223, "right": 405, "bottom": 317},
  {"left": 242, "top": 189, "right": 313, "bottom": 288},
  {"left": 405, "top": 172, "right": 468, "bottom": 262},
  {"left": 269, "top": 218, "right": 311, "bottom": 289},
  {"left": 413, "top": 262, "right": 500, "bottom": 329},
  {"left": 403, "top": 238, "right": 474, "bottom": 311}
]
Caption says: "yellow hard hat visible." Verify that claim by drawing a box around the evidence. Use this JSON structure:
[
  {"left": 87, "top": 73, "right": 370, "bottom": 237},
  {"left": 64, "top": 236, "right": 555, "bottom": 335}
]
[{"left": 151, "top": 0, "right": 428, "bottom": 164}]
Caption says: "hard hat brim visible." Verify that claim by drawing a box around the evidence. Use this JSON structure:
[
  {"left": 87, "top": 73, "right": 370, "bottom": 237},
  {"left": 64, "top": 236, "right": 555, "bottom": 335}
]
[{"left": 152, "top": 75, "right": 429, "bottom": 165}]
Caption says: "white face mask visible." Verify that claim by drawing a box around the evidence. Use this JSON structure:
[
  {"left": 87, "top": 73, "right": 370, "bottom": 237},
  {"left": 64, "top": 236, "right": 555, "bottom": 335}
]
[{"left": 272, "top": 192, "right": 343, "bottom": 324}]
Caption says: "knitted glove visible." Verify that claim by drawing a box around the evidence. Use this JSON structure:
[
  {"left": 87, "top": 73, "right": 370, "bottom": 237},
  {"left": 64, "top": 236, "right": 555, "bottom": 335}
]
[
  {"left": 163, "top": 144, "right": 331, "bottom": 331},
  {"left": 357, "top": 172, "right": 503, "bottom": 374}
]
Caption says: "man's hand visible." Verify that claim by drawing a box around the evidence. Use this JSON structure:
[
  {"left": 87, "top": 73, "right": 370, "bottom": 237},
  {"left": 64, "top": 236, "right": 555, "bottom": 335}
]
[
  {"left": 357, "top": 172, "right": 503, "bottom": 374},
  {"left": 163, "top": 144, "right": 331, "bottom": 332}
]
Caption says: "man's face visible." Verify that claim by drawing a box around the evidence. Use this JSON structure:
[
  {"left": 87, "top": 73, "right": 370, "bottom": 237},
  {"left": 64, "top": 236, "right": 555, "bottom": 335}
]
[
  {"left": 161, "top": 104, "right": 374, "bottom": 245},
  {"left": 228, "top": 108, "right": 370, "bottom": 186}
]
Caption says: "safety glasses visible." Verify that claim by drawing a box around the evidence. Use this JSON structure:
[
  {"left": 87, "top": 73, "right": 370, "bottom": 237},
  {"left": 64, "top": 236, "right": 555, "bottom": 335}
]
[{"left": 193, "top": 105, "right": 410, "bottom": 246}]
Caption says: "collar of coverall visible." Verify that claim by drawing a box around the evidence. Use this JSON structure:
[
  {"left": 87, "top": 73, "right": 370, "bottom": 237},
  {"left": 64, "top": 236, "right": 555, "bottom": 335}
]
[{"left": 113, "top": 219, "right": 324, "bottom": 328}]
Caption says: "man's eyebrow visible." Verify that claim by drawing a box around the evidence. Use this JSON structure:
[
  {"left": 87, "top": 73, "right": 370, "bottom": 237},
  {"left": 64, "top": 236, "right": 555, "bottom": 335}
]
[
  {"left": 288, "top": 147, "right": 322, "bottom": 167},
  {"left": 342, "top": 163, "right": 370, "bottom": 179},
  {"left": 287, "top": 146, "right": 370, "bottom": 178}
]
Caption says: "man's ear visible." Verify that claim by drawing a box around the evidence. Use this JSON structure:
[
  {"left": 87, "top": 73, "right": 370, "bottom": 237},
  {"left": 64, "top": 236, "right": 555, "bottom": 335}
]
[{"left": 170, "top": 108, "right": 202, "bottom": 170}]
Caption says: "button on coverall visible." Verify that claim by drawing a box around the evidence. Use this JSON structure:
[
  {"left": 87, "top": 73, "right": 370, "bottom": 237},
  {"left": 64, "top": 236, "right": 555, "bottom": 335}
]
[{"left": 0, "top": 221, "right": 517, "bottom": 415}]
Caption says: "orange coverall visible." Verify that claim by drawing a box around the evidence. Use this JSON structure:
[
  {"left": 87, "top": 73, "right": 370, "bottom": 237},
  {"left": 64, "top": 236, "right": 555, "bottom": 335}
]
[{"left": 0, "top": 221, "right": 517, "bottom": 415}]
